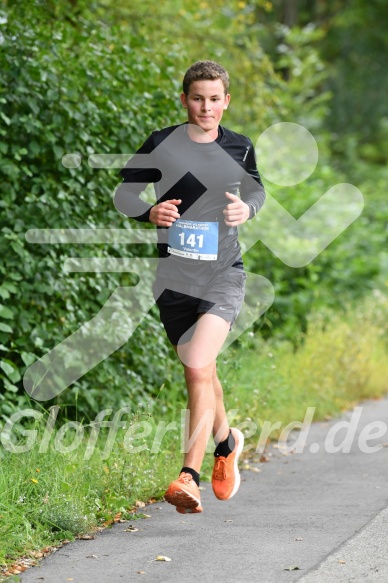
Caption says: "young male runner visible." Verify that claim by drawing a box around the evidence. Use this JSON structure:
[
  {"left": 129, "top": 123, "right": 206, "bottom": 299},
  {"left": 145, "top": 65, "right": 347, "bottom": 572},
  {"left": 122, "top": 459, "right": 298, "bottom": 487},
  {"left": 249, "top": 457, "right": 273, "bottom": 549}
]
[{"left": 115, "top": 61, "right": 265, "bottom": 513}]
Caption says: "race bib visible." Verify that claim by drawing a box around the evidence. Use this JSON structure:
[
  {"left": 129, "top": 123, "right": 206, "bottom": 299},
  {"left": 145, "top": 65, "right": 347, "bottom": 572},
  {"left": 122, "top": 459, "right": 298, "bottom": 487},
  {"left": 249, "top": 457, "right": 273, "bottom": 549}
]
[{"left": 168, "top": 220, "right": 219, "bottom": 260}]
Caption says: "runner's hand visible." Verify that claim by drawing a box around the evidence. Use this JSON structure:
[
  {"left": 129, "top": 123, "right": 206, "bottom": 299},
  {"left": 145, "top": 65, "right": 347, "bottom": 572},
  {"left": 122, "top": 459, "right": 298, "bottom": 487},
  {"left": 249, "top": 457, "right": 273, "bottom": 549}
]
[
  {"left": 149, "top": 199, "right": 181, "bottom": 227},
  {"left": 223, "top": 192, "right": 250, "bottom": 226}
]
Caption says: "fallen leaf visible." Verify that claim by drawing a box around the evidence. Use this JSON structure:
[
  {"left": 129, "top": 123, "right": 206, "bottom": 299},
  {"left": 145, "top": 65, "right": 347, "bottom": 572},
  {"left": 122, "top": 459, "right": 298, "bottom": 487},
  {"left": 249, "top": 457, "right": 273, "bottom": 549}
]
[
  {"left": 154, "top": 555, "right": 172, "bottom": 562},
  {"left": 259, "top": 454, "right": 270, "bottom": 463},
  {"left": 124, "top": 526, "right": 139, "bottom": 532},
  {"left": 136, "top": 500, "right": 146, "bottom": 508},
  {"left": 79, "top": 535, "right": 95, "bottom": 540},
  {"left": 284, "top": 566, "right": 301, "bottom": 571},
  {"left": 338, "top": 559, "right": 346, "bottom": 564},
  {"left": 137, "top": 570, "right": 145, "bottom": 574},
  {"left": 41, "top": 547, "right": 53, "bottom": 554}
]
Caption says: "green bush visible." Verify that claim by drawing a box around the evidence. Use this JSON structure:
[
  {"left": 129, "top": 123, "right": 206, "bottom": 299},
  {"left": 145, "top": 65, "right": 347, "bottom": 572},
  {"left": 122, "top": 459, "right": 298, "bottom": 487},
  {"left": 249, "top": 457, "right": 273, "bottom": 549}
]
[{"left": 0, "top": 0, "right": 185, "bottom": 419}]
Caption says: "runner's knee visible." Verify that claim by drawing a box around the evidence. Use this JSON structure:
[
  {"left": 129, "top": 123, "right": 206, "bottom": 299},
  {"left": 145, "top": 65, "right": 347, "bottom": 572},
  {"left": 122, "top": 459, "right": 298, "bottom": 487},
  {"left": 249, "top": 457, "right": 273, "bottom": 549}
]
[{"left": 184, "top": 364, "right": 213, "bottom": 385}]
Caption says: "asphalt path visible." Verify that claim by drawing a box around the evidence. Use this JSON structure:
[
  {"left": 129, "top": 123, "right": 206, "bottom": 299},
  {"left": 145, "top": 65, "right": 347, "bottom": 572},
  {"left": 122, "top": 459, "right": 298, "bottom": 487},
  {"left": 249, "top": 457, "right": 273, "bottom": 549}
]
[{"left": 19, "top": 398, "right": 388, "bottom": 583}]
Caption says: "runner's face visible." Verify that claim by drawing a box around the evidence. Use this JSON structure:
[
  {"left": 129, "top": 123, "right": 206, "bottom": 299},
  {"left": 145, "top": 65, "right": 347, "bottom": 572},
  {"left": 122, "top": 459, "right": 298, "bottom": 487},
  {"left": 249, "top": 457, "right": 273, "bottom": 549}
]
[{"left": 180, "top": 79, "right": 230, "bottom": 137}]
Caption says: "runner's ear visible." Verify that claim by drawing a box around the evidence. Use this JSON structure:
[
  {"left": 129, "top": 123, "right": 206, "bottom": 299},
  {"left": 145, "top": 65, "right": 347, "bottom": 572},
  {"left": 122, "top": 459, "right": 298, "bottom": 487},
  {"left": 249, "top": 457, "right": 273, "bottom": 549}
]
[{"left": 180, "top": 92, "right": 188, "bottom": 109}]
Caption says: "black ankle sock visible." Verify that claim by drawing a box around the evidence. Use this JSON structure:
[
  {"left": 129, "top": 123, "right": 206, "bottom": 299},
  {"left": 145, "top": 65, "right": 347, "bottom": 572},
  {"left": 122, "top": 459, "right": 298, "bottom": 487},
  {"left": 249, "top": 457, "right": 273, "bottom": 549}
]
[
  {"left": 180, "top": 467, "right": 200, "bottom": 487},
  {"left": 214, "top": 430, "right": 235, "bottom": 458}
]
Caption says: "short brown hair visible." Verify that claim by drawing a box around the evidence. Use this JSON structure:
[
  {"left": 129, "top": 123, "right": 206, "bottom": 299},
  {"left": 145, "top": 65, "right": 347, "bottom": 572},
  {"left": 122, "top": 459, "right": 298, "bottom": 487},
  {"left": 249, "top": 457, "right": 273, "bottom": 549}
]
[{"left": 182, "top": 61, "right": 230, "bottom": 95}]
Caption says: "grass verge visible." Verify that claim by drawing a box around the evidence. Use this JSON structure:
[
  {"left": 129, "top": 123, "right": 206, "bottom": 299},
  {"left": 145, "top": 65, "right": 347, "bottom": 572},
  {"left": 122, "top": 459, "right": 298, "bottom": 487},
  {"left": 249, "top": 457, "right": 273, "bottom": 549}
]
[{"left": 220, "top": 291, "right": 388, "bottom": 448}]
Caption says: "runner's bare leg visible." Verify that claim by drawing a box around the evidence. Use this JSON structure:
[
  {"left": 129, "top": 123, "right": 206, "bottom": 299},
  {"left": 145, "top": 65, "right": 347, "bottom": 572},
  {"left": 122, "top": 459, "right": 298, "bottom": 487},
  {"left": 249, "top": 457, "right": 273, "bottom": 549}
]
[
  {"left": 211, "top": 364, "right": 230, "bottom": 444},
  {"left": 175, "top": 313, "right": 231, "bottom": 472}
]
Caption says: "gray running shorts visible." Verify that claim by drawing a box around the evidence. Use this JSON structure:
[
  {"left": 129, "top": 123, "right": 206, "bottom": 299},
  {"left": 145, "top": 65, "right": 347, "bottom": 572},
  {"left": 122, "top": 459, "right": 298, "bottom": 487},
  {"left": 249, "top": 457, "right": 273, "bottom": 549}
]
[{"left": 152, "top": 267, "right": 246, "bottom": 346}]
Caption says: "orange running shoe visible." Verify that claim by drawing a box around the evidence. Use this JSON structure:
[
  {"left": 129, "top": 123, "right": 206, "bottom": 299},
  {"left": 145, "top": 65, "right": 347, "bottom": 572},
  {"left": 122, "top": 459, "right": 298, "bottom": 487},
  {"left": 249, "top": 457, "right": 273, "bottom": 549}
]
[
  {"left": 164, "top": 472, "right": 203, "bottom": 513},
  {"left": 212, "top": 427, "right": 244, "bottom": 500}
]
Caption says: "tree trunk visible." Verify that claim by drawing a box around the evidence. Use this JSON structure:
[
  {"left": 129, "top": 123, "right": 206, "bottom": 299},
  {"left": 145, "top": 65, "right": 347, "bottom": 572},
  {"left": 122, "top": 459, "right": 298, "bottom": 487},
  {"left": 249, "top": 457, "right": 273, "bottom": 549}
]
[{"left": 283, "top": 0, "right": 298, "bottom": 27}]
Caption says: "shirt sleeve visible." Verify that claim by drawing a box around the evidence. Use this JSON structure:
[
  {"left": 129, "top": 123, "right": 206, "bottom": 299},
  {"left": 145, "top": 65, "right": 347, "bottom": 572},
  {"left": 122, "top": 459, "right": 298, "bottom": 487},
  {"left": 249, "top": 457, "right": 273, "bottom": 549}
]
[
  {"left": 239, "top": 139, "right": 266, "bottom": 219},
  {"left": 115, "top": 133, "right": 161, "bottom": 222}
]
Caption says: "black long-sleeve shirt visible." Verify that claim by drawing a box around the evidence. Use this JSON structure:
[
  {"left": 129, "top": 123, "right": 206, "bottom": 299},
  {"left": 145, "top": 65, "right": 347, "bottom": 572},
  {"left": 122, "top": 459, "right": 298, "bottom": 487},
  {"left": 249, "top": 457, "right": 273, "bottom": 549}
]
[{"left": 116, "top": 123, "right": 265, "bottom": 285}]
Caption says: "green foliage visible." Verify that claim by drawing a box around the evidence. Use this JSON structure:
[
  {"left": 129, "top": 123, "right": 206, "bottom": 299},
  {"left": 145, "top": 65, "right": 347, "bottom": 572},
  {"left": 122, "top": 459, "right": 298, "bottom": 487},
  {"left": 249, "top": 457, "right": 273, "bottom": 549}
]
[
  {"left": 95, "top": 0, "right": 281, "bottom": 133},
  {"left": 269, "top": 23, "right": 332, "bottom": 129},
  {"left": 322, "top": 0, "right": 388, "bottom": 152},
  {"left": 0, "top": 0, "right": 185, "bottom": 417},
  {"left": 221, "top": 291, "right": 388, "bottom": 442},
  {"left": 244, "top": 156, "right": 388, "bottom": 341}
]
